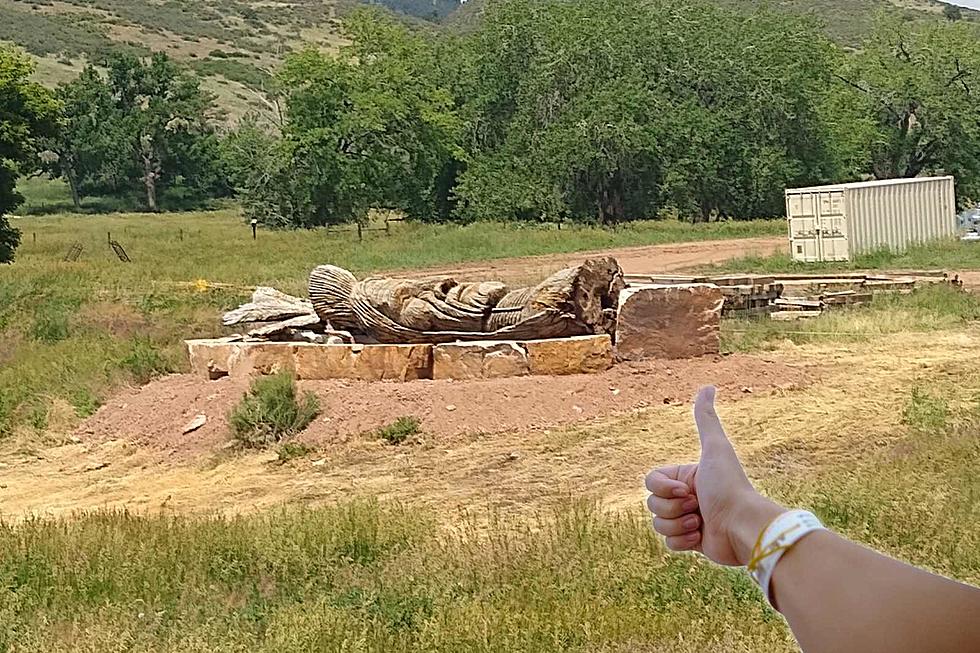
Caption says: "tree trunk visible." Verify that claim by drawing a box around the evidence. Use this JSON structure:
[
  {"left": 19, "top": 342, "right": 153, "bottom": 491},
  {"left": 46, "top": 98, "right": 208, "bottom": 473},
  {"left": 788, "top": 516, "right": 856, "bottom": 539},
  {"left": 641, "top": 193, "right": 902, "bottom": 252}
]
[
  {"left": 67, "top": 172, "right": 81, "bottom": 211},
  {"left": 139, "top": 134, "right": 161, "bottom": 212},
  {"left": 144, "top": 170, "right": 158, "bottom": 212}
]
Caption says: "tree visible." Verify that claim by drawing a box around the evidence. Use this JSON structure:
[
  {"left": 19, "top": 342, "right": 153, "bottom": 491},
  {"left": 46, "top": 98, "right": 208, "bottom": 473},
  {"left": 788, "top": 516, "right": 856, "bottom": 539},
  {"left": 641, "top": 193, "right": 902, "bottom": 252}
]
[
  {"left": 51, "top": 53, "right": 226, "bottom": 211},
  {"left": 944, "top": 4, "right": 963, "bottom": 22},
  {"left": 452, "top": 0, "right": 839, "bottom": 223},
  {"left": 0, "top": 48, "right": 58, "bottom": 262},
  {"left": 242, "top": 9, "right": 460, "bottom": 228},
  {"left": 833, "top": 17, "right": 980, "bottom": 203},
  {"left": 46, "top": 67, "right": 123, "bottom": 209}
]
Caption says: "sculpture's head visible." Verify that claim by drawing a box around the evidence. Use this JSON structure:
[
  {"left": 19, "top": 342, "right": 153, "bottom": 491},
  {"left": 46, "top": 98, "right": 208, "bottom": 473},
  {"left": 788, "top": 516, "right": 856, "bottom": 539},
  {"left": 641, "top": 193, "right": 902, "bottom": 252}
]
[{"left": 309, "top": 265, "right": 359, "bottom": 329}]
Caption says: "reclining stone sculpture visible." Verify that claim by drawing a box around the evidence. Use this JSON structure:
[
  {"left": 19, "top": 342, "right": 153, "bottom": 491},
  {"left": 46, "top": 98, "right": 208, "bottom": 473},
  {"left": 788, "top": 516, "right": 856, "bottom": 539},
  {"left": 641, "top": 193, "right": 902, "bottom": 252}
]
[{"left": 308, "top": 257, "right": 624, "bottom": 344}]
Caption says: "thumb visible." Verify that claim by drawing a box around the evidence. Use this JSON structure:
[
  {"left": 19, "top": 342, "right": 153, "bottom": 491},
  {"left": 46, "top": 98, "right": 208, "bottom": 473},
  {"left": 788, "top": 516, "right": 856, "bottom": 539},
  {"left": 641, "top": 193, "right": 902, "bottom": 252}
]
[{"left": 693, "top": 386, "right": 738, "bottom": 461}]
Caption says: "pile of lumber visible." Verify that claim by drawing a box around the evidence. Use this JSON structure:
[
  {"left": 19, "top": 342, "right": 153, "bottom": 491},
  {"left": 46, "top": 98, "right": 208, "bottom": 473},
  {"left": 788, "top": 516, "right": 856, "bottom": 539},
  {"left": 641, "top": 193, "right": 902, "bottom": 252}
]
[{"left": 624, "top": 270, "right": 960, "bottom": 320}]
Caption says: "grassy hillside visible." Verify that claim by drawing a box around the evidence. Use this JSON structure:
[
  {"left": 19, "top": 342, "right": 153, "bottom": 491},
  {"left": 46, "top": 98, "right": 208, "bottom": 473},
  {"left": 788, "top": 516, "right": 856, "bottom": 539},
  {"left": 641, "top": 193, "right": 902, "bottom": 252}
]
[{"left": 0, "top": 0, "right": 458, "bottom": 123}]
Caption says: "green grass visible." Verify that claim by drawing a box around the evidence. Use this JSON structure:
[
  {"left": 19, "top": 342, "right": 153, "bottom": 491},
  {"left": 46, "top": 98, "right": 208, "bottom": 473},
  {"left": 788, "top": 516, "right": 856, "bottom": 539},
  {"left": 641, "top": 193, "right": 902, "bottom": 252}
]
[
  {"left": 723, "top": 283, "right": 980, "bottom": 352},
  {"left": 15, "top": 177, "right": 135, "bottom": 215},
  {"left": 0, "top": 390, "right": 977, "bottom": 652},
  {"left": 708, "top": 238, "right": 980, "bottom": 275},
  {"left": 229, "top": 372, "right": 320, "bottom": 448}
]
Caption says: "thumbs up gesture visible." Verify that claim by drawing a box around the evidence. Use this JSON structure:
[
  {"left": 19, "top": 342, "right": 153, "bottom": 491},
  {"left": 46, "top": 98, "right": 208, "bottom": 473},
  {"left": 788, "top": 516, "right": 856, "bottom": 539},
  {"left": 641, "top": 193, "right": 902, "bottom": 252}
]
[{"left": 645, "top": 387, "right": 785, "bottom": 566}]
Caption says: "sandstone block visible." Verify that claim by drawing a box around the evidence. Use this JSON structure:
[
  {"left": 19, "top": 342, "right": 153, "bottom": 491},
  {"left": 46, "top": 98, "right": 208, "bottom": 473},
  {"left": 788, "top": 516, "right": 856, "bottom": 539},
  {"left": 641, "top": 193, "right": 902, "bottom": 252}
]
[
  {"left": 293, "top": 343, "right": 356, "bottom": 380},
  {"left": 432, "top": 341, "right": 530, "bottom": 380},
  {"left": 523, "top": 334, "right": 613, "bottom": 375},
  {"left": 615, "top": 284, "right": 723, "bottom": 360},
  {"left": 351, "top": 344, "right": 433, "bottom": 381}
]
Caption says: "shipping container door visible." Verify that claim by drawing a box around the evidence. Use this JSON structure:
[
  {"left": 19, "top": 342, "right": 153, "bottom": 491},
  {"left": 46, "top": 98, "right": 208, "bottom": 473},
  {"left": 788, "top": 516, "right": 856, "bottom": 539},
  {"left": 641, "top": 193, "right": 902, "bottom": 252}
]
[
  {"left": 787, "top": 192, "right": 821, "bottom": 262},
  {"left": 817, "top": 190, "right": 849, "bottom": 261}
]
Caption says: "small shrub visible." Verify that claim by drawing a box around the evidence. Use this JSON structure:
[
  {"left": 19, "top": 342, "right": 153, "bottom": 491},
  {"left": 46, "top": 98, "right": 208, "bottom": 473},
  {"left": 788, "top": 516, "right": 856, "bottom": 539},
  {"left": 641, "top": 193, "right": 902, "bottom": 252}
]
[
  {"left": 229, "top": 373, "right": 319, "bottom": 448},
  {"left": 376, "top": 416, "right": 421, "bottom": 445},
  {"left": 277, "top": 441, "right": 314, "bottom": 463},
  {"left": 119, "top": 337, "right": 174, "bottom": 385},
  {"left": 901, "top": 387, "right": 949, "bottom": 435}
]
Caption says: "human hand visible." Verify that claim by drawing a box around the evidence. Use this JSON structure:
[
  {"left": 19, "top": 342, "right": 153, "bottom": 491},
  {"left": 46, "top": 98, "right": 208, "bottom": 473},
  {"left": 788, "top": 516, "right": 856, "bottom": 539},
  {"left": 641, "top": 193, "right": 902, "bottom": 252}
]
[{"left": 644, "top": 386, "right": 786, "bottom": 566}]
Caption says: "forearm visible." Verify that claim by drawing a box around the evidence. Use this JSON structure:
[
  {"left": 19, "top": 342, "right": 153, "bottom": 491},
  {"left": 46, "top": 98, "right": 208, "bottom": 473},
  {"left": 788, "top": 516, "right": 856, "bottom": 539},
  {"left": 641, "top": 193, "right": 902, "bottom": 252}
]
[{"left": 733, "top": 497, "right": 980, "bottom": 653}]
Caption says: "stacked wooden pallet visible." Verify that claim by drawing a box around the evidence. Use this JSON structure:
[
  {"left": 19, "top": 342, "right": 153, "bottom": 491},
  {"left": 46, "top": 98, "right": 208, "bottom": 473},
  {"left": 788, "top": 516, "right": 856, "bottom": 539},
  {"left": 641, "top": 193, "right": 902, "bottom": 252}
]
[{"left": 623, "top": 271, "right": 958, "bottom": 320}]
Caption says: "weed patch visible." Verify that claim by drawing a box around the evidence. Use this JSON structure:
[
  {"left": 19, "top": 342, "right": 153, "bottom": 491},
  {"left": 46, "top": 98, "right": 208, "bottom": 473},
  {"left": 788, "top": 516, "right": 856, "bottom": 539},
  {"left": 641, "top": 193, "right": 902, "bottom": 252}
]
[
  {"left": 229, "top": 373, "right": 319, "bottom": 448},
  {"left": 277, "top": 441, "right": 315, "bottom": 463},
  {"left": 376, "top": 416, "right": 421, "bottom": 445}
]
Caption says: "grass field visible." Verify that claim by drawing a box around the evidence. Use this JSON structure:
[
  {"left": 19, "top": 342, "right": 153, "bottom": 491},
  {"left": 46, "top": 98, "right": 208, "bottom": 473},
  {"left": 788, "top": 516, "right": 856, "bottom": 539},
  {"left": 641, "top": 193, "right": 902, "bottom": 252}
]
[
  {"left": 3, "top": 208, "right": 980, "bottom": 651},
  {"left": 0, "top": 378, "right": 977, "bottom": 652},
  {"left": 0, "top": 209, "right": 782, "bottom": 439},
  {"left": 709, "top": 238, "right": 980, "bottom": 276}
]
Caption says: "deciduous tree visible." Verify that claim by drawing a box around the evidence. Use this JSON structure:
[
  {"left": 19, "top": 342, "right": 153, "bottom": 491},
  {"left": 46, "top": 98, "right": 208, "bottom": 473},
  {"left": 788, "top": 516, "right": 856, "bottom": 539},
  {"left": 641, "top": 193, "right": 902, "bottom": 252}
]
[{"left": 0, "top": 48, "right": 58, "bottom": 262}]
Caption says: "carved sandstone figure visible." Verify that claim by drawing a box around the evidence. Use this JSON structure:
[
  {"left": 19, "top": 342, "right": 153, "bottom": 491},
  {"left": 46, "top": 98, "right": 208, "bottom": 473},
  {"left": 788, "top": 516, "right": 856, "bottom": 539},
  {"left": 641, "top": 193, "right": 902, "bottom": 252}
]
[{"left": 308, "top": 258, "right": 624, "bottom": 344}]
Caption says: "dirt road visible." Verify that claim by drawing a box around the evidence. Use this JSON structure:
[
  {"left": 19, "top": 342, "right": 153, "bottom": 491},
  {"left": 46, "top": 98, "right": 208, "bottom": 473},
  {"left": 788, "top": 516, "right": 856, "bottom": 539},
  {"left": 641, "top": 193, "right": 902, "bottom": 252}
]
[{"left": 417, "top": 236, "right": 786, "bottom": 284}]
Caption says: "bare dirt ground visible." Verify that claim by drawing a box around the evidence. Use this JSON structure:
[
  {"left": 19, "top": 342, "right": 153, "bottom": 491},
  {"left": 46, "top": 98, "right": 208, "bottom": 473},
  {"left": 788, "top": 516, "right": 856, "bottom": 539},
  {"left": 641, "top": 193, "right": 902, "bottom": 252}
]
[
  {"left": 2, "top": 329, "right": 977, "bottom": 520},
  {"left": 417, "top": 237, "right": 785, "bottom": 284},
  {"left": 79, "top": 355, "right": 811, "bottom": 461}
]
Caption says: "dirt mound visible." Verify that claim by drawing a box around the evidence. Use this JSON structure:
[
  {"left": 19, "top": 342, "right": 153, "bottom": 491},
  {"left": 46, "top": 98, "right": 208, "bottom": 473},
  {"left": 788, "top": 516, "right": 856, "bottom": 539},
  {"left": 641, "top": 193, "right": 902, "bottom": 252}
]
[{"left": 79, "top": 354, "right": 814, "bottom": 459}]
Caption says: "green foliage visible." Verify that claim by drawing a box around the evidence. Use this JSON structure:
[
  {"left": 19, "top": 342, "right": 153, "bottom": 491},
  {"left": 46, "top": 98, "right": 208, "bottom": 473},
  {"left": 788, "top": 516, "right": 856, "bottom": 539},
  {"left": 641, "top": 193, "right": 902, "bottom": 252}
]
[
  {"left": 229, "top": 372, "right": 320, "bottom": 448},
  {"left": 243, "top": 9, "right": 460, "bottom": 228},
  {"left": 49, "top": 53, "right": 229, "bottom": 212},
  {"left": 453, "top": 0, "right": 843, "bottom": 224},
  {"left": 376, "top": 416, "right": 421, "bottom": 445},
  {"left": 118, "top": 336, "right": 174, "bottom": 385},
  {"left": 944, "top": 4, "right": 964, "bottom": 22},
  {"left": 191, "top": 57, "right": 273, "bottom": 90},
  {"left": 277, "top": 441, "right": 315, "bottom": 463},
  {"left": 831, "top": 17, "right": 980, "bottom": 205},
  {"left": 0, "top": 48, "right": 59, "bottom": 262}
]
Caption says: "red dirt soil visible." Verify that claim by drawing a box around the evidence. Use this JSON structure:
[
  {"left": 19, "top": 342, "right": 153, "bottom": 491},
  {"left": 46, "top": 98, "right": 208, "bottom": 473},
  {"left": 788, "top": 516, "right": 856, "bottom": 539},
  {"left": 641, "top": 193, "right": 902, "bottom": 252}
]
[{"left": 79, "top": 355, "right": 814, "bottom": 459}]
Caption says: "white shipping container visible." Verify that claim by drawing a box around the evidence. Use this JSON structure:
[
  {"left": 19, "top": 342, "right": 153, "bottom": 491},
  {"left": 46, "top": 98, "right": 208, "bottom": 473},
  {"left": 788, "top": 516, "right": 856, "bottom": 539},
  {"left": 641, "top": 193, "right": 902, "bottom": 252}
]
[{"left": 785, "top": 176, "right": 956, "bottom": 262}]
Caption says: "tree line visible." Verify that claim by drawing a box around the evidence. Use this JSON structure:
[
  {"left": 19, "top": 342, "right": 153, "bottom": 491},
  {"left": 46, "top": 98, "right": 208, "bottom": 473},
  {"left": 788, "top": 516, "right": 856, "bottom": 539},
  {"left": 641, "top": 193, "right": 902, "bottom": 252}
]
[{"left": 3, "top": 0, "right": 980, "bottom": 262}]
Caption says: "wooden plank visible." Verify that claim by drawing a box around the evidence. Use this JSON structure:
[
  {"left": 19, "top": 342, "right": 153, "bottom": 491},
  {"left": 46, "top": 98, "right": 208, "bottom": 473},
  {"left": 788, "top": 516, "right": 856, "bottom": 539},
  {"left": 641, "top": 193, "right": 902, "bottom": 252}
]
[
  {"left": 774, "top": 298, "right": 823, "bottom": 309},
  {"left": 771, "top": 310, "right": 823, "bottom": 321}
]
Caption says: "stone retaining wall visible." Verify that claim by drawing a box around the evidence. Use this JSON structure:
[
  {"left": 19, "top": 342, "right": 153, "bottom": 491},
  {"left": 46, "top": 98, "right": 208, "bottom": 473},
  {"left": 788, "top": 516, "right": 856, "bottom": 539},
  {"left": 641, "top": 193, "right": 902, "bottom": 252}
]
[{"left": 186, "top": 335, "right": 613, "bottom": 382}]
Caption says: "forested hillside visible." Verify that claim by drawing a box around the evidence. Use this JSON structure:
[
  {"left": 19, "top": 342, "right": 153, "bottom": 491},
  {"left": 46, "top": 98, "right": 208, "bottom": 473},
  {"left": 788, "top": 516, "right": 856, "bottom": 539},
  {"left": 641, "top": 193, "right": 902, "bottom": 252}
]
[{"left": 0, "top": 0, "right": 975, "bottom": 122}]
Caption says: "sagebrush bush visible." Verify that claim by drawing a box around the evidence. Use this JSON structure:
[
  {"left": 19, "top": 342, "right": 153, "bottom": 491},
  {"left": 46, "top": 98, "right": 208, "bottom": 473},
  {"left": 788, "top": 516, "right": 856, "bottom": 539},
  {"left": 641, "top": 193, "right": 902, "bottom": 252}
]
[{"left": 229, "top": 372, "right": 319, "bottom": 448}]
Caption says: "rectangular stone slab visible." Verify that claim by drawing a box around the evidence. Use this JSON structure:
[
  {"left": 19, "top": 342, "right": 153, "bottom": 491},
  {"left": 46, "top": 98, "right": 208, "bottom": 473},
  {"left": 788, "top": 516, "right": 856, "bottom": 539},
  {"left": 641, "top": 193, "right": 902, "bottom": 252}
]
[
  {"left": 432, "top": 341, "right": 531, "bottom": 380},
  {"left": 186, "top": 340, "right": 433, "bottom": 382},
  {"left": 523, "top": 334, "right": 613, "bottom": 375},
  {"left": 615, "top": 284, "right": 723, "bottom": 360}
]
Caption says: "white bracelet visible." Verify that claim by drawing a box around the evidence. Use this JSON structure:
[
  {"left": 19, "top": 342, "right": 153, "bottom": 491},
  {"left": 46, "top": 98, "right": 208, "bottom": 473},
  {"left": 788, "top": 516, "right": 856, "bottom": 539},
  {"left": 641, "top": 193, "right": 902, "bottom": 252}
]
[{"left": 748, "top": 509, "right": 825, "bottom": 608}]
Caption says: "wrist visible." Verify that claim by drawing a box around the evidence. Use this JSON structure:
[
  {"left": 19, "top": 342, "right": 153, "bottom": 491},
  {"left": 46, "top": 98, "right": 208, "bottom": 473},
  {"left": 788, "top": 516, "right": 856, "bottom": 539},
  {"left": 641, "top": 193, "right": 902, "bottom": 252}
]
[{"left": 728, "top": 492, "right": 788, "bottom": 566}]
